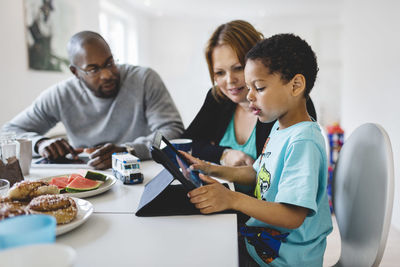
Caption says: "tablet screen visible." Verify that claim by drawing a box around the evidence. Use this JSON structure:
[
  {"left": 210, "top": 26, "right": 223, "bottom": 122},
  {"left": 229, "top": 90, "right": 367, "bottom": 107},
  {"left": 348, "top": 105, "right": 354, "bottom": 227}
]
[
  {"left": 161, "top": 137, "right": 203, "bottom": 188},
  {"left": 33, "top": 154, "right": 89, "bottom": 165}
]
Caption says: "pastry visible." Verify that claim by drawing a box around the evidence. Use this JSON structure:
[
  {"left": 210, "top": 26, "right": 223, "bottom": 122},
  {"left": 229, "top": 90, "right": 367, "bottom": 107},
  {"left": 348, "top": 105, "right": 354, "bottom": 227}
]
[
  {"left": 7, "top": 180, "right": 59, "bottom": 201},
  {"left": 28, "top": 194, "right": 77, "bottom": 224},
  {"left": 0, "top": 199, "right": 30, "bottom": 221}
]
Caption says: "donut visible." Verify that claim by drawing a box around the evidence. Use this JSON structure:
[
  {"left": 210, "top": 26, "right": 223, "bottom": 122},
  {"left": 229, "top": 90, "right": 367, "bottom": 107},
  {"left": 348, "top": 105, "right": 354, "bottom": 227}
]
[
  {"left": 0, "top": 201, "right": 30, "bottom": 221},
  {"left": 8, "top": 180, "right": 59, "bottom": 201},
  {"left": 28, "top": 194, "right": 77, "bottom": 225},
  {"left": 0, "top": 196, "right": 29, "bottom": 207}
]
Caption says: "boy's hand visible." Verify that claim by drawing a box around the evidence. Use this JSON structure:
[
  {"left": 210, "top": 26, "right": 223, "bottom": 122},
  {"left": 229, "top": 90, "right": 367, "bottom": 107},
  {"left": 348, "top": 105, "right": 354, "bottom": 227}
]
[
  {"left": 188, "top": 174, "right": 237, "bottom": 214},
  {"left": 179, "top": 151, "right": 213, "bottom": 175}
]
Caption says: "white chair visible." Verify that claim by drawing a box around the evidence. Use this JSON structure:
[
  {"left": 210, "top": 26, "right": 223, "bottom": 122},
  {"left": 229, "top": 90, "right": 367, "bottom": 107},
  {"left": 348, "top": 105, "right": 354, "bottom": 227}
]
[{"left": 332, "top": 123, "right": 394, "bottom": 267}]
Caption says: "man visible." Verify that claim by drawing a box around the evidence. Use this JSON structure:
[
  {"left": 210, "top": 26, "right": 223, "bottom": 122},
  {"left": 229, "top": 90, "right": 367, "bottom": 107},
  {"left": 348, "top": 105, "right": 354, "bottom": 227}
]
[{"left": 2, "top": 31, "right": 184, "bottom": 169}]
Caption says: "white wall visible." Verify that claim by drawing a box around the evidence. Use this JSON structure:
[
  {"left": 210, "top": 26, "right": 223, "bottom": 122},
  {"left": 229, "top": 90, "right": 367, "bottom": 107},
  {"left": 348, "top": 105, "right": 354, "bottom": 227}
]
[
  {"left": 0, "top": 0, "right": 100, "bottom": 129},
  {"left": 341, "top": 0, "right": 400, "bottom": 229},
  {"left": 146, "top": 16, "right": 221, "bottom": 127}
]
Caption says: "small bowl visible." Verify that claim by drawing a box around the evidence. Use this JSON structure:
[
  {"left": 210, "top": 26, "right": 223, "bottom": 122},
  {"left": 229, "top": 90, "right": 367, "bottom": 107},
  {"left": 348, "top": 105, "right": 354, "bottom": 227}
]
[
  {"left": 0, "top": 243, "right": 76, "bottom": 267},
  {"left": 0, "top": 215, "right": 56, "bottom": 250}
]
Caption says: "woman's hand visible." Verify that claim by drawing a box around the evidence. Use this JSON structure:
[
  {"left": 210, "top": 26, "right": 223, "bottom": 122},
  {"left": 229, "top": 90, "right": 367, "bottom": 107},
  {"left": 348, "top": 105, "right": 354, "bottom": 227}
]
[
  {"left": 220, "top": 149, "right": 255, "bottom": 167},
  {"left": 188, "top": 174, "right": 238, "bottom": 214}
]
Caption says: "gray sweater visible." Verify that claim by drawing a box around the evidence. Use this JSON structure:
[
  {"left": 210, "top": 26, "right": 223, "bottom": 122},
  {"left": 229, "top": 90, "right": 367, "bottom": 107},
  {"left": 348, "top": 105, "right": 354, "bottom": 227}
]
[{"left": 2, "top": 65, "right": 184, "bottom": 159}]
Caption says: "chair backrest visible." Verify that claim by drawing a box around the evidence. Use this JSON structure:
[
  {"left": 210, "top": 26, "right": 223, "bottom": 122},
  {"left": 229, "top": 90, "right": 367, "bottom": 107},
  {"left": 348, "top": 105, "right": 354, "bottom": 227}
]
[{"left": 332, "top": 123, "right": 394, "bottom": 267}]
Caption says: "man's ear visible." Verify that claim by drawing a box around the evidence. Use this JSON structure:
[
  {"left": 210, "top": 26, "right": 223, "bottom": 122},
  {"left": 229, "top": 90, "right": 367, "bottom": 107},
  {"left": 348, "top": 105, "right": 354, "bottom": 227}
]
[
  {"left": 69, "top": 65, "right": 79, "bottom": 78},
  {"left": 291, "top": 74, "right": 306, "bottom": 97}
]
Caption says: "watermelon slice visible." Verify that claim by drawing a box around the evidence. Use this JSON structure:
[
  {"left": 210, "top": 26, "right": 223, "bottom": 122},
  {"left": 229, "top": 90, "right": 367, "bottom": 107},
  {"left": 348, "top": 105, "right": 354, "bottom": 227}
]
[
  {"left": 65, "top": 176, "right": 103, "bottom": 192},
  {"left": 84, "top": 171, "right": 107, "bottom": 181},
  {"left": 68, "top": 173, "right": 85, "bottom": 183},
  {"left": 49, "top": 176, "right": 70, "bottom": 189}
]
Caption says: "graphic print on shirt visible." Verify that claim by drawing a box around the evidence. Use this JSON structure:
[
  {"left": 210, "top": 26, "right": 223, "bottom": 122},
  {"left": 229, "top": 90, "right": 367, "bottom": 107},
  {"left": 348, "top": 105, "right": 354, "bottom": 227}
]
[
  {"left": 240, "top": 226, "right": 289, "bottom": 264},
  {"left": 254, "top": 163, "right": 271, "bottom": 200}
]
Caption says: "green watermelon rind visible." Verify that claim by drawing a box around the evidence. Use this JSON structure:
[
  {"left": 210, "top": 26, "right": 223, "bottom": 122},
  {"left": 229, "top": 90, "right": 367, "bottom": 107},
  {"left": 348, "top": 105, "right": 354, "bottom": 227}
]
[
  {"left": 65, "top": 186, "right": 99, "bottom": 193},
  {"left": 85, "top": 171, "right": 107, "bottom": 181}
]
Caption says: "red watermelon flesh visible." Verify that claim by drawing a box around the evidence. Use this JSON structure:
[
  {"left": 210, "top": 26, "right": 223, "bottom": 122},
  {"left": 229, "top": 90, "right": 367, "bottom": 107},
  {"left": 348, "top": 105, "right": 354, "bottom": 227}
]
[
  {"left": 68, "top": 173, "right": 84, "bottom": 183},
  {"left": 49, "top": 176, "right": 70, "bottom": 189},
  {"left": 66, "top": 176, "right": 103, "bottom": 192}
]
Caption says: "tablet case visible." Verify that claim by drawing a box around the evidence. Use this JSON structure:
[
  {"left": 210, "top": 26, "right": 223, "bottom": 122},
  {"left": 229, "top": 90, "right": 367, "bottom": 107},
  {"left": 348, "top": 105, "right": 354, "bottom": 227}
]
[{"left": 136, "top": 168, "right": 234, "bottom": 217}]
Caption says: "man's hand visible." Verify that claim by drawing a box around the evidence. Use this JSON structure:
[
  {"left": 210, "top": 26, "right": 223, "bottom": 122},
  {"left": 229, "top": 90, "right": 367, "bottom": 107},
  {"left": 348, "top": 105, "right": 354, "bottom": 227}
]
[
  {"left": 87, "top": 143, "right": 126, "bottom": 170},
  {"left": 220, "top": 149, "right": 254, "bottom": 167},
  {"left": 188, "top": 174, "right": 238, "bottom": 214},
  {"left": 37, "top": 138, "right": 78, "bottom": 160}
]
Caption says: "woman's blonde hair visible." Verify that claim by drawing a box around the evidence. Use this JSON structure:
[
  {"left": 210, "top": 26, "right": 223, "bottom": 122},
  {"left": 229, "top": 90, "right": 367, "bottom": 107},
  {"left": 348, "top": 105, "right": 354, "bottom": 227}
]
[{"left": 205, "top": 20, "right": 264, "bottom": 100}]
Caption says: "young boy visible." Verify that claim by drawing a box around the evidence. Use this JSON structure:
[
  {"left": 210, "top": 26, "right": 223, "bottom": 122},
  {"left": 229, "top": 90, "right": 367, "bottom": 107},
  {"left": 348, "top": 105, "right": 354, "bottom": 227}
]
[{"left": 185, "top": 34, "right": 333, "bottom": 266}]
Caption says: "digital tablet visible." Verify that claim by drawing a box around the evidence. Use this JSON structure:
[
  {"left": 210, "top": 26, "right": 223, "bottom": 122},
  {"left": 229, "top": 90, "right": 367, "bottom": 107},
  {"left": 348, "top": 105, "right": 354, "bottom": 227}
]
[
  {"left": 31, "top": 153, "right": 90, "bottom": 169},
  {"left": 150, "top": 133, "right": 203, "bottom": 191}
]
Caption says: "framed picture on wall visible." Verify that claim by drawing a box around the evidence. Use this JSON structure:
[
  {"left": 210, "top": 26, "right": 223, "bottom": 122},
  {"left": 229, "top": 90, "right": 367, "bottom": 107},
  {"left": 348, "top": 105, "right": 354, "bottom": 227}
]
[{"left": 23, "top": 0, "right": 75, "bottom": 72}]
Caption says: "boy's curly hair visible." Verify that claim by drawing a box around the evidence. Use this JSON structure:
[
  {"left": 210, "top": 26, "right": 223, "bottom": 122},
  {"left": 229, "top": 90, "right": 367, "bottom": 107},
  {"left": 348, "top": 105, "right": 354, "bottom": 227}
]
[{"left": 245, "top": 33, "right": 318, "bottom": 98}]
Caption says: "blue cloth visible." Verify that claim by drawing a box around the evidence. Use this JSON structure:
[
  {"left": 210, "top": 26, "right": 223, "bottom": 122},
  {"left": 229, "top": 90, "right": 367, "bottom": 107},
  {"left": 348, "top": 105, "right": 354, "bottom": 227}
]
[{"left": 245, "top": 121, "right": 333, "bottom": 267}]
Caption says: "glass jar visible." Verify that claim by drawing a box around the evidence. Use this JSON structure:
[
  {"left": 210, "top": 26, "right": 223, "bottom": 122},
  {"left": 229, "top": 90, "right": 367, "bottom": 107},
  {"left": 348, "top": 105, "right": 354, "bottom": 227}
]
[
  {"left": 0, "top": 132, "right": 18, "bottom": 164},
  {"left": 0, "top": 132, "right": 24, "bottom": 186}
]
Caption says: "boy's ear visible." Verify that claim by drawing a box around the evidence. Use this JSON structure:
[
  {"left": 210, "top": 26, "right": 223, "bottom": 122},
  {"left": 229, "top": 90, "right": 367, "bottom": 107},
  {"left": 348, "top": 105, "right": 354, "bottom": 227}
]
[{"left": 291, "top": 74, "right": 306, "bottom": 97}]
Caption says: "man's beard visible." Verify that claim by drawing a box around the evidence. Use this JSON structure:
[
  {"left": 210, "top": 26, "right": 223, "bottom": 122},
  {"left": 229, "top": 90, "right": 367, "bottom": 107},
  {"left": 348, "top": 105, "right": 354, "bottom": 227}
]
[
  {"left": 98, "top": 79, "right": 120, "bottom": 98},
  {"left": 83, "top": 77, "right": 120, "bottom": 99}
]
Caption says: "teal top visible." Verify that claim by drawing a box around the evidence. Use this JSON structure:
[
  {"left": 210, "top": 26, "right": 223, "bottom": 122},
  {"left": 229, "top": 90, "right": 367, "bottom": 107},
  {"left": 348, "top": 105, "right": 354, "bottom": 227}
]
[
  {"left": 219, "top": 115, "right": 257, "bottom": 193},
  {"left": 219, "top": 115, "right": 257, "bottom": 160}
]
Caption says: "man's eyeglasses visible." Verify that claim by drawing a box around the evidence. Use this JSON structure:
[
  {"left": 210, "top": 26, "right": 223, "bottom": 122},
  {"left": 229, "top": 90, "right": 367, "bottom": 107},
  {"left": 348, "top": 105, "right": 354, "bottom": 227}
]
[{"left": 73, "top": 58, "right": 118, "bottom": 77}]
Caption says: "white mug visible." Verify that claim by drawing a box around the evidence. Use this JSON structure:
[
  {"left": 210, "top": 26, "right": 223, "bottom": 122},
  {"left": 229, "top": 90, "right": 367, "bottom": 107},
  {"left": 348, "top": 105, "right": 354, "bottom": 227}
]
[{"left": 17, "top": 139, "right": 32, "bottom": 175}]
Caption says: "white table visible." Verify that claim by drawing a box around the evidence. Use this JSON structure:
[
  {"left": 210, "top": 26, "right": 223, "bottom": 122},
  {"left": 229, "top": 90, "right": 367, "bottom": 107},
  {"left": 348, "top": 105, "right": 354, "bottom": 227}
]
[{"left": 27, "top": 161, "right": 239, "bottom": 266}]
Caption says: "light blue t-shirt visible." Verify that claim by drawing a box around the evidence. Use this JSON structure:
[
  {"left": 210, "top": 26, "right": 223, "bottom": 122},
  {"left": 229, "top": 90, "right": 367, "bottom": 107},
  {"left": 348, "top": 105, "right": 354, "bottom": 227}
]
[
  {"left": 219, "top": 115, "right": 257, "bottom": 193},
  {"left": 242, "top": 121, "right": 333, "bottom": 267}
]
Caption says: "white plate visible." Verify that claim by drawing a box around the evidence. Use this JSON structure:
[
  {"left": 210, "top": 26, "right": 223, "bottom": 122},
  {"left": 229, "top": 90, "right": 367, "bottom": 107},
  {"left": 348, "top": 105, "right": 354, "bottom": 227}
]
[
  {"left": 56, "top": 197, "right": 93, "bottom": 236},
  {"left": 41, "top": 173, "right": 117, "bottom": 198},
  {"left": 0, "top": 243, "right": 76, "bottom": 267}
]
